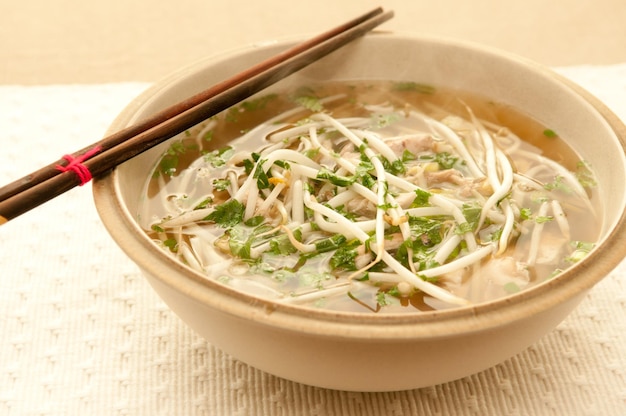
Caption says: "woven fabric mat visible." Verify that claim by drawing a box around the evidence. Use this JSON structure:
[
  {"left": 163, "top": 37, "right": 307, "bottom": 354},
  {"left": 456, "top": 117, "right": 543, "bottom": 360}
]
[{"left": 1, "top": 66, "right": 625, "bottom": 415}]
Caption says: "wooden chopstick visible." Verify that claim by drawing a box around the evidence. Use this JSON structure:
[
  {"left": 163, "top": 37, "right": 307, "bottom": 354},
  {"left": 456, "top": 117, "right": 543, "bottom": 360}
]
[{"left": 0, "top": 8, "right": 393, "bottom": 225}]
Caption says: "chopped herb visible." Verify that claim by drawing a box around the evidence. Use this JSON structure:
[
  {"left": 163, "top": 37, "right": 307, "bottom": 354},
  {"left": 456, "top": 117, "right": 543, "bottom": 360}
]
[
  {"left": 291, "top": 87, "right": 324, "bottom": 112},
  {"left": 204, "top": 199, "right": 245, "bottom": 227},
  {"left": 163, "top": 238, "right": 178, "bottom": 253},
  {"left": 240, "top": 94, "right": 278, "bottom": 112},
  {"left": 212, "top": 178, "right": 231, "bottom": 191},
  {"left": 194, "top": 197, "right": 213, "bottom": 210},
  {"left": 253, "top": 160, "right": 271, "bottom": 189},
  {"left": 411, "top": 188, "right": 432, "bottom": 207},
  {"left": 316, "top": 167, "right": 355, "bottom": 187},
  {"left": 544, "top": 175, "right": 572, "bottom": 193},
  {"left": 434, "top": 152, "right": 459, "bottom": 170},
  {"left": 535, "top": 215, "right": 554, "bottom": 224},
  {"left": 391, "top": 81, "right": 436, "bottom": 94},
  {"left": 204, "top": 146, "right": 234, "bottom": 168},
  {"left": 543, "top": 129, "right": 558, "bottom": 138},
  {"left": 575, "top": 160, "right": 597, "bottom": 188},
  {"left": 520, "top": 207, "right": 533, "bottom": 221},
  {"left": 461, "top": 202, "right": 482, "bottom": 231},
  {"left": 329, "top": 240, "right": 360, "bottom": 271},
  {"left": 155, "top": 140, "right": 188, "bottom": 177}
]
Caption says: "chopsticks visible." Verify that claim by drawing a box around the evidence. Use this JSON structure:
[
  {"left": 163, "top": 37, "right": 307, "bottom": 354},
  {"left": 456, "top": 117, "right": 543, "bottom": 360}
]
[{"left": 0, "top": 7, "right": 393, "bottom": 226}]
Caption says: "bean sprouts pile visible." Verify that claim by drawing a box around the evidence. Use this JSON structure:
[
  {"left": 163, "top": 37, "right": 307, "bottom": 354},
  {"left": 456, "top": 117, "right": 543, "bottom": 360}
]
[{"left": 141, "top": 82, "right": 599, "bottom": 313}]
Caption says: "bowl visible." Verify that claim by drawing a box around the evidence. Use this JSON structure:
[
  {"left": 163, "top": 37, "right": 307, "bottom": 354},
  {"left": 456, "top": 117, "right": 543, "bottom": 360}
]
[{"left": 93, "top": 32, "right": 626, "bottom": 392}]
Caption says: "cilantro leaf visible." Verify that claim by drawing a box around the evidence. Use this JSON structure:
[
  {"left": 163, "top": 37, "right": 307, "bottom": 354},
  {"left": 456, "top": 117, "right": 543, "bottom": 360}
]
[{"left": 204, "top": 199, "right": 245, "bottom": 227}]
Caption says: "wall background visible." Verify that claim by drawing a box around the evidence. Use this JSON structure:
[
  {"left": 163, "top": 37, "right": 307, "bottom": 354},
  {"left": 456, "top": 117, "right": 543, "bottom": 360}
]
[{"left": 1, "top": 0, "right": 625, "bottom": 85}]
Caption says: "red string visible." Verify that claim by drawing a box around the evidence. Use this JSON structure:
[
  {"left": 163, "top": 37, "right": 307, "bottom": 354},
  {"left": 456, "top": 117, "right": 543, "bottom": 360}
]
[{"left": 55, "top": 146, "right": 102, "bottom": 186}]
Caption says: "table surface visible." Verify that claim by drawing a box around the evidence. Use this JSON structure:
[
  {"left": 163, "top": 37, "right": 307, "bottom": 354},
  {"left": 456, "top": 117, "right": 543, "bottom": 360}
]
[{"left": 1, "top": 2, "right": 625, "bottom": 415}]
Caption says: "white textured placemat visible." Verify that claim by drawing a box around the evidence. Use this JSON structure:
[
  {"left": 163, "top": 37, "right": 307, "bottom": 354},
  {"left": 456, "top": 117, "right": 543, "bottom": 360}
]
[{"left": 0, "top": 66, "right": 625, "bottom": 416}]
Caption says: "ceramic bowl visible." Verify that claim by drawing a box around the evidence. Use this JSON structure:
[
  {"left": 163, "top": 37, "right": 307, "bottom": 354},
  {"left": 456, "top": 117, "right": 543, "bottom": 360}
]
[{"left": 93, "top": 32, "right": 626, "bottom": 391}]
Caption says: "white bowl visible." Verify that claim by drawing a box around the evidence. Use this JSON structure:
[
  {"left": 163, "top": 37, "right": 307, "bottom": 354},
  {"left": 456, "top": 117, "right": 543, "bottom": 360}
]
[{"left": 93, "top": 32, "right": 626, "bottom": 391}]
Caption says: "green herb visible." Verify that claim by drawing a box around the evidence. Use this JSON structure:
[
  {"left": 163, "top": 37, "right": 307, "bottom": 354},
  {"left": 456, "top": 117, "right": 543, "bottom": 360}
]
[
  {"left": 253, "top": 160, "right": 271, "bottom": 189},
  {"left": 244, "top": 216, "right": 265, "bottom": 227},
  {"left": 329, "top": 240, "right": 360, "bottom": 271},
  {"left": 411, "top": 188, "right": 432, "bottom": 207},
  {"left": 155, "top": 140, "right": 188, "bottom": 177},
  {"left": 503, "top": 282, "right": 521, "bottom": 293},
  {"left": 535, "top": 216, "right": 554, "bottom": 224},
  {"left": 461, "top": 202, "right": 482, "bottom": 231},
  {"left": 314, "top": 234, "right": 347, "bottom": 253},
  {"left": 371, "top": 112, "right": 401, "bottom": 128},
  {"left": 204, "top": 146, "right": 234, "bottom": 168},
  {"left": 212, "top": 178, "right": 231, "bottom": 191},
  {"left": 204, "top": 199, "right": 245, "bottom": 227},
  {"left": 194, "top": 197, "right": 213, "bottom": 210},
  {"left": 291, "top": 87, "right": 324, "bottom": 112},
  {"left": 407, "top": 216, "right": 444, "bottom": 249},
  {"left": 434, "top": 152, "right": 459, "bottom": 170},
  {"left": 240, "top": 93, "right": 278, "bottom": 112},
  {"left": 163, "top": 238, "right": 178, "bottom": 253},
  {"left": 543, "top": 129, "right": 558, "bottom": 138},
  {"left": 575, "top": 160, "right": 597, "bottom": 188},
  {"left": 316, "top": 167, "right": 355, "bottom": 187},
  {"left": 151, "top": 224, "right": 165, "bottom": 233},
  {"left": 520, "top": 207, "right": 533, "bottom": 221},
  {"left": 565, "top": 241, "right": 595, "bottom": 263},
  {"left": 544, "top": 175, "right": 572, "bottom": 193},
  {"left": 376, "top": 291, "right": 391, "bottom": 307},
  {"left": 391, "top": 81, "right": 436, "bottom": 94}
]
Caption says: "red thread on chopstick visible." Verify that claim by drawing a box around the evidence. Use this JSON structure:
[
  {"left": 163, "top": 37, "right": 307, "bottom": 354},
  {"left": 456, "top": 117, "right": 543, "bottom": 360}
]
[{"left": 55, "top": 146, "right": 102, "bottom": 186}]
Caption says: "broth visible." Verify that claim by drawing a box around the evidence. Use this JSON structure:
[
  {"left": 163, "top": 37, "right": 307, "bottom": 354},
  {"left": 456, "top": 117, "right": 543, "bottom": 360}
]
[{"left": 138, "top": 81, "right": 600, "bottom": 313}]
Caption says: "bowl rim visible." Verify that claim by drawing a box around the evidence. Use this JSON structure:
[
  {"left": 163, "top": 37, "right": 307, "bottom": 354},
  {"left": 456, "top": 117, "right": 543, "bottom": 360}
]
[{"left": 93, "top": 31, "right": 626, "bottom": 340}]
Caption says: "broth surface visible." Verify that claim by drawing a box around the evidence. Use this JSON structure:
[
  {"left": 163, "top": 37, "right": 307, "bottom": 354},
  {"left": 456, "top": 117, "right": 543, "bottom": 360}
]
[{"left": 139, "top": 81, "right": 600, "bottom": 313}]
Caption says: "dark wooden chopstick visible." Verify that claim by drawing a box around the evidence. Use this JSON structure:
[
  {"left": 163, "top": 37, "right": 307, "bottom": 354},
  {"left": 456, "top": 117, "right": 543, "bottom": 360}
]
[
  {"left": 0, "top": 7, "right": 387, "bottom": 204},
  {"left": 0, "top": 8, "right": 393, "bottom": 225}
]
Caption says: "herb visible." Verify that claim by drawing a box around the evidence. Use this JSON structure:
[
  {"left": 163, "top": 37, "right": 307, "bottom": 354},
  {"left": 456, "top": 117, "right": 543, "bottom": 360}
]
[
  {"left": 535, "top": 216, "right": 554, "bottom": 224},
  {"left": 253, "top": 160, "right": 271, "bottom": 189},
  {"left": 575, "top": 160, "right": 597, "bottom": 188},
  {"left": 269, "top": 234, "right": 299, "bottom": 256},
  {"left": 371, "top": 112, "right": 401, "bottom": 128},
  {"left": 411, "top": 188, "right": 432, "bottom": 207},
  {"left": 212, "top": 178, "right": 231, "bottom": 191},
  {"left": 204, "top": 199, "right": 245, "bottom": 227},
  {"left": 391, "top": 81, "right": 436, "bottom": 94},
  {"left": 151, "top": 224, "right": 165, "bottom": 233},
  {"left": 244, "top": 216, "right": 265, "bottom": 227},
  {"left": 565, "top": 241, "right": 595, "bottom": 263},
  {"left": 316, "top": 168, "right": 355, "bottom": 187},
  {"left": 434, "top": 152, "right": 459, "bottom": 170},
  {"left": 227, "top": 221, "right": 275, "bottom": 259},
  {"left": 461, "top": 202, "right": 482, "bottom": 231},
  {"left": 155, "top": 140, "right": 188, "bottom": 177},
  {"left": 376, "top": 292, "right": 391, "bottom": 307},
  {"left": 407, "top": 216, "right": 444, "bottom": 249},
  {"left": 329, "top": 240, "right": 360, "bottom": 271},
  {"left": 543, "top": 129, "right": 558, "bottom": 138},
  {"left": 194, "top": 197, "right": 213, "bottom": 210},
  {"left": 503, "top": 282, "right": 521, "bottom": 293},
  {"left": 163, "top": 238, "right": 178, "bottom": 253},
  {"left": 291, "top": 87, "right": 324, "bottom": 112},
  {"left": 544, "top": 175, "right": 572, "bottom": 193},
  {"left": 204, "top": 146, "right": 234, "bottom": 168},
  {"left": 520, "top": 207, "right": 533, "bottom": 221},
  {"left": 240, "top": 93, "right": 278, "bottom": 112}
]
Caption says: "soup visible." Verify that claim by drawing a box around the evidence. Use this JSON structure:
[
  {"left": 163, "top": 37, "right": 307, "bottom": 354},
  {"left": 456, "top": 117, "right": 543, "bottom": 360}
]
[{"left": 138, "top": 81, "right": 600, "bottom": 313}]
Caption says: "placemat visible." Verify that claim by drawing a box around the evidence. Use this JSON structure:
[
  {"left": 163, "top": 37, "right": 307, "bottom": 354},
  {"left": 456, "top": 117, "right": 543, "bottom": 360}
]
[{"left": 0, "top": 66, "right": 625, "bottom": 415}]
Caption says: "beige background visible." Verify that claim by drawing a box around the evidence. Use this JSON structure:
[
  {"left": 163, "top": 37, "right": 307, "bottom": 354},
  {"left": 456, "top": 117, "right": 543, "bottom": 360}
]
[{"left": 1, "top": 0, "right": 625, "bottom": 85}]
